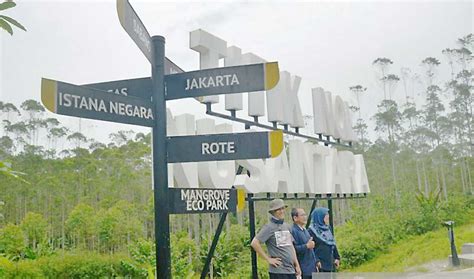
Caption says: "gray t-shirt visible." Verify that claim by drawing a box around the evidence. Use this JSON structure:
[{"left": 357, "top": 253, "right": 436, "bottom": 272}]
[{"left": 256, "top": 221, "right": 296, "bottom": 274}]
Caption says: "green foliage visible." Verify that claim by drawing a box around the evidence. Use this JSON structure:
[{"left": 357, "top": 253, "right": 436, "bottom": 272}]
[
  {"left": 66, "top": 203, "right": 95, "bottom": 249},
  {"left": 350, "top": 222, "right": 474, "bottom": 272},
  {"left": 26, "top": 252, "right": 141, "bottom": 278},
  {"left": 0, "top": 160, "right": 29, "bottom": 184},
  {"left": 21, "top": 212, "right": 47, "bottom": 250},
  {"left": 405, "top": 189, "right": 442, "bottom": 235},
  {"left": 338, "top": 227, "right": 383, "bottom": 268},
  {"left": 0, "top": 256, "right": 14, "bottom": 277},
  {"left": 121, "top": 238, "right": 156, "bottom": 278},
  {"left": 198, "top": 224, "right": 251, "bottom": 277},
  {"left": 0, "top": 224, "right": 25, "bottom": 261},
  {"left": 171, "top": 231, "right": 197, "bottom": 278},
  {"left": 0, "top": 1, "right": 27, "bottom": 36},
  {"left": 338, "top": 193, "right": 474, "bottom": 270},
  {"left": 0, "top": 251, "right": 156, "bottom": 278}
]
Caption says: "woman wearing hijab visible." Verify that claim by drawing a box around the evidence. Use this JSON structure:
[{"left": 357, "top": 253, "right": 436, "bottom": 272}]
[{"left": 308, "top": 207, "right": 340, "bottom": 273}]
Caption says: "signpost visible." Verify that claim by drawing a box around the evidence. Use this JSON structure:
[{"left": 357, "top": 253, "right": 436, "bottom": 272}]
[
  {"left": 41, "top": 78, "right": 155, "bottom": 127},
  {"left": 165, "top": 62, "right": 279, "bottom": 100},
  {"left": 40, "top": 1, "right": 281, "bottom": 277},
  {"left": 168, "top": 188, "right": 237, "bottom": 214},
  {"left": 116, "top": 0, "right": 183, "bottom": 75},
  {"left": 83, "top": 77, "right": 152, "bottom": 99},
  {"left": 167, "top": 130, "right": 283, "bottom": 163}
]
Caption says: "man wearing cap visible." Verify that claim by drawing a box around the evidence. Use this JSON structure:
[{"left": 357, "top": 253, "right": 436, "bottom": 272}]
[{"left": 251, "top": 199, "right": 302, "bottom": 279}]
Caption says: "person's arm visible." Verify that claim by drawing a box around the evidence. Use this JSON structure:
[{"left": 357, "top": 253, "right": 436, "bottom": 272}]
[
  {"left": 314, "top": 250, "right": 321, "bottom": 270},
  {"left": 250, "top": 237, "right": 282, "bottom": 267},
  {"left": 291, "top": 229, "right": 308, "bottom": 254},
  {"left": 333, "top": 245, "right": 341, "bottom": 268},
  {"left": 334, "top": 244, "right": 340, "bottom": 260},
  {"left": 290, "top": 242, "right": 302, "bottom": 277},
  {"left": 309, "top": 230, "right": 321, "bottom": 270}
]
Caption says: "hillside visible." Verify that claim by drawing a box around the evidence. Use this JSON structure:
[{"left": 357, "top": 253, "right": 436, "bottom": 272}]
[{"left": 350, "top": 222, "right": 474, "bottom": 273}]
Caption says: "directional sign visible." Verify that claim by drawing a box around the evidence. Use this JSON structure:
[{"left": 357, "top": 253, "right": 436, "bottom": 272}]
[
  {"left": 117, "top": 0, "right": 152, "bottom": 62},
  {"left": 83, "top": 77, "right": 152, "bottom": 99},
  {"left": 169, "top": 188, "right": 237, "bottom": 214},
  {"left": 117, "top": 0, "right": 185, "bottom": 74},
  {"left": 165, "top": 58, "right": 185, "bottom": 75},
  {"left": 41, "top": 78, "right": 155, "bottom": 127},
  {"left": 167, "top": 130, "right": 283, "bottom": 163},
  {"left": 164, "top": 62, "right": 280, "bottom": 100}
]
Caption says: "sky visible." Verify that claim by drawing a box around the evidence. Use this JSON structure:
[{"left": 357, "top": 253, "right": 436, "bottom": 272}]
[{"left": 1, "top": 0, "right": 472, "bottom": 144}]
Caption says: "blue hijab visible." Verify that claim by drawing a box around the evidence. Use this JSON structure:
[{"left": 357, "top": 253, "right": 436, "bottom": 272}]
[{"left": 309, "top": 207, "right": 336, "bottom": 246}]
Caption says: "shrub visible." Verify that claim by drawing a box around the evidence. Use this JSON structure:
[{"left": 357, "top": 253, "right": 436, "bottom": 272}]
[
  {"left": 4, "top": 259, "right": 43, "bottom": 278},
  {"left": 0, "top": 256, "right": 14, "bottom": 277},
  {"left": 172, "top": 232, "right": 197, "bottom": 278},
  {"left": 438, "top": 194, "right": 474, "bottom": 225},
  {"left": 0, "top": 224, "right": 25, "bottom": 261}
]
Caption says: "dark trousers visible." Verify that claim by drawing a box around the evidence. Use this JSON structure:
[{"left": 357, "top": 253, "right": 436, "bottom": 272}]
[{"left": 269, "top": 273, "right": 296, "bottom": 279}]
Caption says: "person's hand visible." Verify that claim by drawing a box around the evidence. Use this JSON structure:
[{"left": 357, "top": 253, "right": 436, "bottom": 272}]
[
  {"left": 268, "top": 257, "right": 282, "bottom": 267},
  {"left": 295, "top": 264, "right": 301, "bottom": 277},
  {"left": 334, "top": 259, "right": 340, "bottom": 268},
  {"left": 306, "top": 237, "right": 315, "bottom": 249},
  {"left": 316, "top": 261, "right": 321, "bottom": 271}
]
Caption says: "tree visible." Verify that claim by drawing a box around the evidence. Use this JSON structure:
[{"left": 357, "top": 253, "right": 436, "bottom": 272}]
[
  {"left": 372, "top": 57, "right": 393, "bottom": 100},
  {"left": 20, "top": 212, "right": 47, "bottom": 249},
  {"left": 0, "top": 102, "right": 20, "bottom": 123},
  {"left": 400, "top": 67, "right": 413, "bottom": 105},
  {"left": 0, "top": 1, "right": 26, "bottom": 35},
  {"left": 66, "top": 203, "right": 96, "bottom": 250},
  {"left": 109, "top": 130, "right": 135, "bottom": 146},
  {"left": 349, "top": 85, "right": 369, "bottom": 148},
  {"left": 423, "top": 85, "right": 445, "bottom": 146},
  {"left": 421, "top": 57, "right": 441, "bottom": 87},
  {"left": 373, "top": 100, "right": 402, "bottom": 145},
  {"left": 0, "top": 135, "right": 14, "bottom": 156},
  {"left": 67, "top": 132, "right": 88, "bottom": 149},
  {"left": 382, "top": 74, "right": 400, "bottom": 101},
  {"left": 20, "top": 100, "right": 45, "bottom": 145},
  {"left": 442, "top": 48, "right": 458, "bottom": 80},
  {"left": 444, "top": 34, "right": 473, "bottom": 194}
]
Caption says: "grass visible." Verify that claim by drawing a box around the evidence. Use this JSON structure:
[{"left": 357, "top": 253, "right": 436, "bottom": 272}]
[{"left": 348, "top": 222, "right": 474, "bottom": 272}]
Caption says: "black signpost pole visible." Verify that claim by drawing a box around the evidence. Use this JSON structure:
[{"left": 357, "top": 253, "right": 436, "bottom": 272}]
[
  {"left": 328, "top": 198, "right": 334, "bottom": 234},
  {"left": 324, "top": 141, "right": 335, "bottom": 235},
  {"left": 200, "top": 212, "right": 228, "bottom": 279},
  {"left": 248, "top": 194, "right": 258, "bottom": 279},
  {"left": 151, "top": 35, "right": 171, "bottom": 278},
  {"left": 306, "top": 199, "right": 318, "bottom": 229}
]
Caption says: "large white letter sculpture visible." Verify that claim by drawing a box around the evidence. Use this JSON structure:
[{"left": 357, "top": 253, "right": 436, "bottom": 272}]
[
  {"left": 190, "top": 29, "right": 227, "bottom": 104},
  {"left": 179, "top": 29, "right": 369, "bottom": 194}
]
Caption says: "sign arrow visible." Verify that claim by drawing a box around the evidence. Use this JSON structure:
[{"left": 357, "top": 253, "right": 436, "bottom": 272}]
[
  {"left": 164, "top": 62, "right": 279, "bottom": 100},
  {"left": 165, "top": 58, "right": 185, "bottom": 75},
  {"left": 168, "top": 188, "right": 237, "bottom": 214},
  {"left": 116, "top": 0, "right": 184, "bottom": 74},
  {"left": 117, "top": 0, "right": 152, "bottom": 62},
  {"left": 41, "top": 78, "right": 155, "bottom": 127},
  {"left": 82, "top": 77, "right": 152, "bottom": 99},
  {"left": 167, "top": 130, "right": 283, "bottom": 163}
]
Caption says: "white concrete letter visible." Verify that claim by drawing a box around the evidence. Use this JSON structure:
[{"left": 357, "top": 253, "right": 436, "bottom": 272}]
[{"left": 190, "top": 29, "right": 227, "bottom": 104}]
